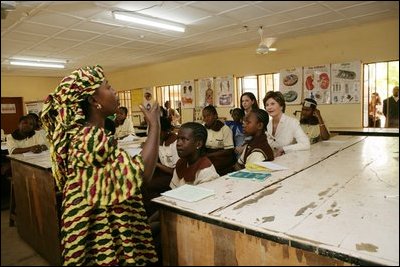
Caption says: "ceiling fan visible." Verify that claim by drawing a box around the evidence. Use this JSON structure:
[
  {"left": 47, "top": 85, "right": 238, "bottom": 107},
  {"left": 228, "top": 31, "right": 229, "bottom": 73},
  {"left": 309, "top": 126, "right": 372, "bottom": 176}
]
[{"left": 256, "top": 26, "right": 277, "bottom": 55}]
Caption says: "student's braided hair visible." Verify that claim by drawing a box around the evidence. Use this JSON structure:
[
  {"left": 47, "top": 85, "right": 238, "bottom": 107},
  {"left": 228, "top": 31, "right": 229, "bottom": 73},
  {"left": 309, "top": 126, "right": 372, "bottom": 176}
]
[
  {"left": 180, "top": 122, "right": 208, "bottom": 155},
  {"left": 250, "top": 108, "right": 270, "bottom": 131}
]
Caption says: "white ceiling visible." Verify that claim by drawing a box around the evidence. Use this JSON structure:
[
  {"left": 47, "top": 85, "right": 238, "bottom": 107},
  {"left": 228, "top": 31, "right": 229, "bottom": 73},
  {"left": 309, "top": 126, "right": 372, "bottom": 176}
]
[{"left": 1, "top": 1, "right": 399, "bottom": 77}]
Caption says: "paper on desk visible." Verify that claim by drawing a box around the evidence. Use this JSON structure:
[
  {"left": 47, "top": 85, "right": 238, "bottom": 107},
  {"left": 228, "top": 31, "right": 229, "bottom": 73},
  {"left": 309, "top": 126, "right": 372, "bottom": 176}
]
[
  {"left": 161, "top": 184, "right": 215, "bottom": 202},
  {"left": 251, "top": 161, "right": 288, "bottom": 171},
  {"left": 22, "top": 150, "right": 50, "bottom": 157}
]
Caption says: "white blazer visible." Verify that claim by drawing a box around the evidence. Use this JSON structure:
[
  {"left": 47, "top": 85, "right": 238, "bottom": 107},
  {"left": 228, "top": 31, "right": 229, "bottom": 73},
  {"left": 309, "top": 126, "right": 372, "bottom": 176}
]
[{"left": 266, "top": 113, "right": 310, "bottom": 153}]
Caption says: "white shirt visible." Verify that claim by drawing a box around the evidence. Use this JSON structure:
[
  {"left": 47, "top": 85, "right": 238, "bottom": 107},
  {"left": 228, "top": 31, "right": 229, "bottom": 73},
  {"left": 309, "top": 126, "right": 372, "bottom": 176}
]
[
  {"left": 170, "top": 164, "right": 219, "bottom": 189},
  {"left": 6, "top": 132, "right": 48, "bottom": 154},
  {"left": 115, "top": 118, "right": 135, "bottom": 139},
  {"left": 267, "top": 113, "right": 310, "bottom": 153},
  {"left": 238, "top": 147, "right": 268, "bottom": 166},
  {"left": 205, "top": 124, "right": 234, "bottom": 150},
  {"left": 159, "top": 140, "right": 179, "bottom": 168}
]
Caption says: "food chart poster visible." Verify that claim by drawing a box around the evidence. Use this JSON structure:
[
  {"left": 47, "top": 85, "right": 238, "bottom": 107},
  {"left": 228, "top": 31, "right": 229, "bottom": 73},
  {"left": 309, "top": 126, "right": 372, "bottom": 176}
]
[
  {"left": 303, "top": 64, "right": 331, "bottom": 104},
  {"left": 331, "top": 61, "right": 361, "bottom": 104},
  {"left": 280, "top": 67, "right": 303, "bottom": 105}
]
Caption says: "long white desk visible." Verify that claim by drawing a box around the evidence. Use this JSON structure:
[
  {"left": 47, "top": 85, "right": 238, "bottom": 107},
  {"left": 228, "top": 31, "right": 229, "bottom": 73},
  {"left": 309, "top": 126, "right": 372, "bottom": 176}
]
[
  {"left": 153, "top": 136, "right": 364, "bottom": 215},
  {"left": 153, "top": 136, "right": 398, "bottom": 265}
]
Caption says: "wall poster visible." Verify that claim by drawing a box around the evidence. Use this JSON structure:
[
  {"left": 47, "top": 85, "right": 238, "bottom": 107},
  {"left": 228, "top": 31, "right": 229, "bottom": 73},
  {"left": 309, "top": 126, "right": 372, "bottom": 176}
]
[
  {"left": 331, "top": 61, "right": 361, "bottom": 104},
  {"left": 198, "top": 77, "right": 214, "bottom": 107},
  {"left": 279, "top": 67, "right": 303, "bottom": 105},
  {"left": 1, "top": 103, "right": 16, "bottom": 114},
  {"left": 215, "top": 75, "right": 234, "bottom": 107},
  {"left": 142, "top": 88, "right": 154, "bottom": 110},
  {"left": 181, "top": 80, "right": 195, "bottom": 108},
  {"left": 25, "top": 101, "right": 44, "bottom": 115},
  {"left": 303, "top": 64, "right": 331, "bottom": 104}
]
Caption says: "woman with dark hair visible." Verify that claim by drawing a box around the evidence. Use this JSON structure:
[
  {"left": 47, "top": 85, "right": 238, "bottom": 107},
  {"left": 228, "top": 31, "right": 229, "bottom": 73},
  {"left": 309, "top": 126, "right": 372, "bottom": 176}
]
[
  {"left": 263, "top": 91, "right": 310, "bottom": 157},
  {"left": 41, "top": 65, "right": 160, "bottom": 265},
  {"left": 240, "top": 92, "right": 259, "bottom": 116}
]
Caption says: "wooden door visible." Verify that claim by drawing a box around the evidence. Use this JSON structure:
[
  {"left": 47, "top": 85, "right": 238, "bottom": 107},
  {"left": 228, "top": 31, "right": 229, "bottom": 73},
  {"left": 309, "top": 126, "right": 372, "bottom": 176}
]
[{"left": 1, "top": 97, "right": 24, "bottom": 134}]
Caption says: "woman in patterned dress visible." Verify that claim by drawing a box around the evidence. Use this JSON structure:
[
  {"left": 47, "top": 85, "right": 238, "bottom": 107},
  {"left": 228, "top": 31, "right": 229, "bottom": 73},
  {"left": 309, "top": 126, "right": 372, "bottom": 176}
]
[{"left": 41, "top": 65, "right": 160, "bottom": 266}]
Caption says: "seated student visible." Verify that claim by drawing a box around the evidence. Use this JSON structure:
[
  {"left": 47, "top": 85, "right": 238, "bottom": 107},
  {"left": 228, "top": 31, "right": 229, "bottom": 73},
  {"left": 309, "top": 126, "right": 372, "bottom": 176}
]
[
  {"left": 114, "top": 106, "right": 135, "bottom": 139},
  {"left": 300, "top": 98, "right": 330, "bottom": 144},
  {"left": 234, "top": 109, "right": 274, "bottom": 170},
  {"left": 142, "top": 116, "right": 179, "bottom": 216},
  {"left": 27, "top": 112, "right": 49, "bottom": 147},
  {"left": 165, "top": 100, "right": 181, "bottom": 127},
  {"left": 225, "top": 108, "right": 245, "bottom": 158},
  {"left": 263, "top": 91, "right": 310, "bottom": 157},
  {"left": 170, "top": 122, "right": 219, "bottom": 189},
  {"left": 202, "top": 105, "right": 236, "bottom": 176},
  {"left": 6, "top": 115, "right": 48, "bottom": 154}
]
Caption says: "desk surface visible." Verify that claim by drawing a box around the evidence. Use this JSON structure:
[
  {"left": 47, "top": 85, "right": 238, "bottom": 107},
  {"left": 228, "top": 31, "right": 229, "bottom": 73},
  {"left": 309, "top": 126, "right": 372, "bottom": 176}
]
[
  {"left": 153, "top": 135, "right": 365, "bottom": 215},
  {"left": 330, "top": 127, "right": 399, "bottom": 136},
  {"left": 7, "top": 137, "right": 147, "bottom": 170},
  {"left": 154, "top": 136, "right": 399, "bottom": 265},
  {"left": 213, "top": 136, "right": 398, "bottom": 265}
]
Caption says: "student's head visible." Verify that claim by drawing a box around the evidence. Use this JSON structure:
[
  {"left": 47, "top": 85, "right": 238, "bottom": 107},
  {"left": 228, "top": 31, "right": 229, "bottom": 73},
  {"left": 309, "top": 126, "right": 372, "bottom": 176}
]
[
  {"left": 116, "top": 106, "right": 128, "bottom": 121},
  {"left": 301, "top": 98, "right": 317, "bottom": 119},
  {"left": 240, "top": 92, "right": 259, "bottom": 112},
  {"left": 18, "top": 115, "right": 35, "bottom": 135},
  {"left": 202, "top": 105, "right": 218, "bottom": 128},
  {"left": 263, "top": 91, "right": 286, "bottom": 116},
  {"left": 176, "top": 122, "right": 207, "bottom": 159},
  {"left": 243, "top": 109, "right": 269, "bottom": 136},
  {"left": 27, "top": 112, "right": 41, "bottom": 130},
  {"left": 230, "top": 108, "right": 244, "bottom": 122},
  {"left": 164, "top": 100, "right": 171, "bottom": 109}
]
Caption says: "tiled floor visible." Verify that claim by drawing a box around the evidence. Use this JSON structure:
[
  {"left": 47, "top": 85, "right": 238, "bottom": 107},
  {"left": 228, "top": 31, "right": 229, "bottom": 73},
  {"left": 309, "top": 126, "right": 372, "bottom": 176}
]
[{"left": 1, "top": 209, "right": 50, "bottom": 266}]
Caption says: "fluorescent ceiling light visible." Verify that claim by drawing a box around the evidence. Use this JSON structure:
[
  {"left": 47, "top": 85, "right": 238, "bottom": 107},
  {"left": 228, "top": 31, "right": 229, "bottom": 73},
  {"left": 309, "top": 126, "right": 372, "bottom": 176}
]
[
  {"left": 10, "top": 60, "right": 65, "bottom": 69},
  {"left": 113, "top": 11, "right": 185, "bottom": 32}
]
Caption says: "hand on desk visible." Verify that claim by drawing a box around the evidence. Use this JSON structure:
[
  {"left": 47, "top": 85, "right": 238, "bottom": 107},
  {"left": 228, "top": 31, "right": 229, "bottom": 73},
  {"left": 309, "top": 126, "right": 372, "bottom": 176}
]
[
  {"left": 274, "top": 147, "right": 285, "bottom": 157},
  {"left": 31, "top": 144, "right": 48, "bottom": 153}
]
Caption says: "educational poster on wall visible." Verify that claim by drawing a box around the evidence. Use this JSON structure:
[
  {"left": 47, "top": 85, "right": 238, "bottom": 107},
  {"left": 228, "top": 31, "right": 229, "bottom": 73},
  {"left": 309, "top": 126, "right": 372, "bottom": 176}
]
[
  {"left": 132, "top": 89, "right": 143, "bottom": 108},
  {"left": 198, "top": 77, "right": 214, "bottom": 107},
  {"left": 303, "top": 64, "right": 331, "bottom": 104},
  {"left": 142, "top": 88, "right": 154, "bottom": 110},
  {"left": 279, "top": 67, "right": 303, "bottom": 105},
  {"left": 215, "top": 75, "right": 234, "bottom": 107},
  {"left": 181, "top": 80, "right": 195, "bottom": 108},
  {"left": 25, "top": 101, "right": 44, "bottom": 115},
  {"left": 1, "top": 103, "right": 16, "bottom": 114},
  {"left": 331, "top": 61, "right": 361, "bottom": 104}
]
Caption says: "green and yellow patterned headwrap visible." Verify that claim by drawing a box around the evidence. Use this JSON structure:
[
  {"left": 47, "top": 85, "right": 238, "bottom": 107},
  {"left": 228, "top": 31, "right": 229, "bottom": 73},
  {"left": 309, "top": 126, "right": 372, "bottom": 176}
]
[{"left": 41, "top": 65, "right": 105, "bottom": 190}]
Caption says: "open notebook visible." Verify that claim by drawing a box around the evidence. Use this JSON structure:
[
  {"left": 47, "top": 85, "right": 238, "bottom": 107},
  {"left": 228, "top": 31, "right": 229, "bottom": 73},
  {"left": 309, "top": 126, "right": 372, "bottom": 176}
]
[{"left": 161, "top": 184, "right": 215, "bottom": 202}]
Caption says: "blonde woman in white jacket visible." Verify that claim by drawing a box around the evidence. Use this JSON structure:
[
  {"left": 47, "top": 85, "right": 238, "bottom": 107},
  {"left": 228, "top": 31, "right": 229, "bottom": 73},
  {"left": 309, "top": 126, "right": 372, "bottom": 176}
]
[{"left": 263, "top": 91, "right": 310, "bottom": 157}]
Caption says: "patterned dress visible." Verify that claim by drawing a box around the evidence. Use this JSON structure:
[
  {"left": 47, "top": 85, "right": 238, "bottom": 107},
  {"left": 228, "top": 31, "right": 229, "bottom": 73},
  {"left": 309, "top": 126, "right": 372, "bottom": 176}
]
[{"left": 61, "top": 125, "right": 157, "bottom": 266}]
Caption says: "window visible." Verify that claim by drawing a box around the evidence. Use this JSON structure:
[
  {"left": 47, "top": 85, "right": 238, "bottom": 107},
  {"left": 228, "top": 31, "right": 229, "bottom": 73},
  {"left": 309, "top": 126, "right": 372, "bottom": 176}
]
[
  {"left": 117, "top": 90, "right": 132, "bottom": 121},
  {"left": 363, "top": 61, "right": 399, "bottom": 128},
  {"left": 156, "top": 84, "right": 181, "bottom": 109},
  {"left": 237, "top": 73, "right": 279, "bottom": 108}
]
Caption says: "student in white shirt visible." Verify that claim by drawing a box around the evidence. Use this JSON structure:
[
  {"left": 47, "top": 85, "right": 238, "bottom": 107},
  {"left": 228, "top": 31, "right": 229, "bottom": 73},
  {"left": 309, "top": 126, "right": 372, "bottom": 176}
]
[
  {"left": 170, "top": 122, "right": 219, "bottom": 189},
  {"left": 114, "top": 106, "right": 135, "bottom": 139},
  {"left": 263, "top": 91, "right": 310, "bottom": 157},
  {"left": 6, "top": 115, "right": 48, "bottom": 154}
]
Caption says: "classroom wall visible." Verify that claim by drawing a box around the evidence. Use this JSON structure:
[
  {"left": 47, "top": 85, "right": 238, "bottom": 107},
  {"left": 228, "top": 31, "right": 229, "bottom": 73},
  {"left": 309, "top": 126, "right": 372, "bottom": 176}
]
[{"left": 1, "top": 19, "right": 398, "bottom": 128}]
